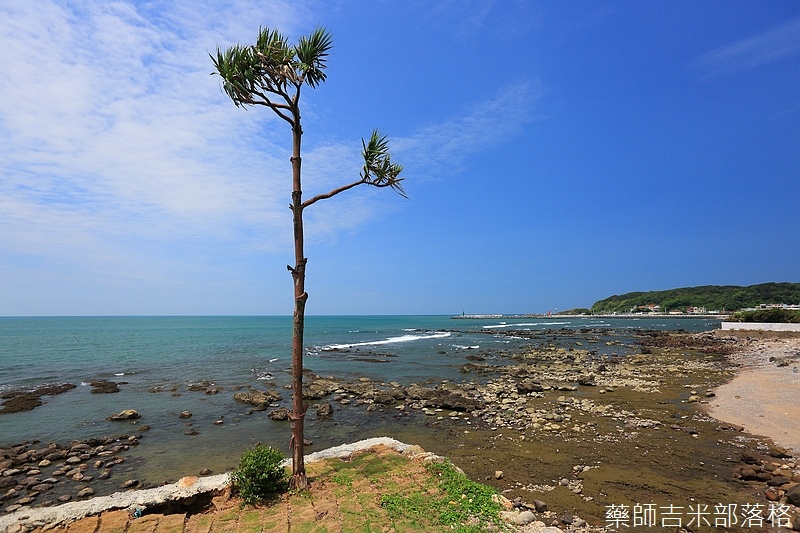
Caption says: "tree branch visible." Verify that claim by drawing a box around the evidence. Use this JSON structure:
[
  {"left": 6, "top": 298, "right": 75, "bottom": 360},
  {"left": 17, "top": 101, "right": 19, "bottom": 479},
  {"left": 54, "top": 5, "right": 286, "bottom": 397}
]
[{"left": 301, "top": 178, "right": 367, "bottom": 208}]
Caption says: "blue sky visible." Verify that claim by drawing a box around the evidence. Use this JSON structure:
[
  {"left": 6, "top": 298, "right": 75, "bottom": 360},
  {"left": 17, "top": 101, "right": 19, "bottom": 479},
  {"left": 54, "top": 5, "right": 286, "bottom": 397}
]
[{"left": 1, "top": 1, "right": 799, "bottom": 316}]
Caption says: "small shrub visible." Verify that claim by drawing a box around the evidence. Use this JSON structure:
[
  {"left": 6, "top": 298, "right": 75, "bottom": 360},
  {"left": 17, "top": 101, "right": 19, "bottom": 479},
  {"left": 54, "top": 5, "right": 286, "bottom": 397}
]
[{"left": 231, "top": 444, "right": 288, "bottom": 505}]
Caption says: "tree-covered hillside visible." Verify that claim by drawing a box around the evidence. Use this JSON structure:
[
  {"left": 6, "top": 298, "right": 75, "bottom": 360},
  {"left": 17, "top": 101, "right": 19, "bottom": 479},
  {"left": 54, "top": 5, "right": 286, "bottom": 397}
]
[{"left": 590, "top": 282, "right": 800, "bottom": 314}]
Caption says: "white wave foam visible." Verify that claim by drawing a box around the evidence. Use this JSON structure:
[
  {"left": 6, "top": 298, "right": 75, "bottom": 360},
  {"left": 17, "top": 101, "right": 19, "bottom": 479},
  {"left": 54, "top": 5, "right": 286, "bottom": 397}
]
[
  {"left": 269, "top": 358, "right": 279, "bottom": 363},
  {"left": 482, "top": 321, "right": 569, "bottom": 329},
  {"left": 453, "top": 345, "right": 480, "bottom": 350},
  {"left": 322, "top": 331, "right": 451, "bottom": 350}
]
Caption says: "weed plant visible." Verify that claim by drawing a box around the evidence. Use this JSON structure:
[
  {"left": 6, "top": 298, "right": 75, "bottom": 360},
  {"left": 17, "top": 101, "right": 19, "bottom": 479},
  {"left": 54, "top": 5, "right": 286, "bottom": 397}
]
[{"left": 231, "top": 444, "right": 288, "bottom": 505}]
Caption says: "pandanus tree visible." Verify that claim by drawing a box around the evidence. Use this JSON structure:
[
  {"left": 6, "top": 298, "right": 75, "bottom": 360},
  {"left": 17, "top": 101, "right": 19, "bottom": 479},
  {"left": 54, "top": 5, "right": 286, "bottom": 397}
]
[{"left": 212, "top": 27, "right": 405, "bottom": 489}]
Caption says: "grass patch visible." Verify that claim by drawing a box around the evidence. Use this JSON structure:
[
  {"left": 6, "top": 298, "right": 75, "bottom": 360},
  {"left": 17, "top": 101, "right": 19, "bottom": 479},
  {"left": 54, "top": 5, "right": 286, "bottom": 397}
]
[{"left": 380, "top": 460, "right": 503, "bottom": 532}]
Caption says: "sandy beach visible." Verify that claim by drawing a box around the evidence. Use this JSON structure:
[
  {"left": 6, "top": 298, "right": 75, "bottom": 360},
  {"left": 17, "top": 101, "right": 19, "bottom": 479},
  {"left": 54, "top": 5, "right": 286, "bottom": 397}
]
[{"left": 707, "top": 331, "right": 800, "bottom": 453}]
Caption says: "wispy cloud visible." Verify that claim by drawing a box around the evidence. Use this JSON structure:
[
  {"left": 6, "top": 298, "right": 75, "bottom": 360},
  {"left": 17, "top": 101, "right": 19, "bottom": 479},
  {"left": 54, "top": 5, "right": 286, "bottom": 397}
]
[
  {"left": 697, "top": 16, "right": 800, "bottom": 76},
  {"left": 393, "top": 81, "right": 545, "bottom": 180},
  {"left": 0, "top": 1, "right": 540, "bottom": 308}
]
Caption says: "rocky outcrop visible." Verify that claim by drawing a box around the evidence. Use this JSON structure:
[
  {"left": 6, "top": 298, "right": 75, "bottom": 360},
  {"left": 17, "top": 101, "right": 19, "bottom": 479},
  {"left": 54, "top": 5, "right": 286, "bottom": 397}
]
[
  {"left": 232, "top": 389, "right": 282, "bottom": 410},
  {"left": 0, "top": 384, "right": 77, "bottom": 415},
  {"left": 106, "top": 410, "right": 140, "bottom": 421}
]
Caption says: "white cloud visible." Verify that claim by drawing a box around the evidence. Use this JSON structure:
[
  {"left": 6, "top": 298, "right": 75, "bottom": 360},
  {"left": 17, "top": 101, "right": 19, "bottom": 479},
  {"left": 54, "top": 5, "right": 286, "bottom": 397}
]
[
  {"left": 0, "top": 1, "right": 541, "bottom": 313},
  {"left": 393, "top": 80, "right": 545, "bottom": 179},
  {"left": 697, "top": 16, "right": 800, "bottom": 76}
]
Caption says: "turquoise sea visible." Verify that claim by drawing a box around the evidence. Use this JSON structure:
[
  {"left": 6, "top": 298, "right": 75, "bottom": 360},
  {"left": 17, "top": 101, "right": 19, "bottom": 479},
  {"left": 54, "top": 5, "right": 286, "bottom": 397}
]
[{"left": 0, "top": 315, "right": 720, "bottom": 488}]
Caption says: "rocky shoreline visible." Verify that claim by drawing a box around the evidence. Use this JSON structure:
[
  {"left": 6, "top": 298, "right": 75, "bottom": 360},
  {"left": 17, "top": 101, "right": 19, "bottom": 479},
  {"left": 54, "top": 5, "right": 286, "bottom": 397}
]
[{"left": 3, "top": 328, "right": 800, "bottom": 530}]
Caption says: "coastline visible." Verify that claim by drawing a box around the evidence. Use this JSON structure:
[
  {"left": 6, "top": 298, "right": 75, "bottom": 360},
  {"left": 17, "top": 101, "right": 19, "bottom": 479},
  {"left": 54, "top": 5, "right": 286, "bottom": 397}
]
[
  {"left": 3, "top": 326, "right": 800, "bottom": 531},
  {"left": 705, "top": 331, "right": 800, "bottom": 453}
]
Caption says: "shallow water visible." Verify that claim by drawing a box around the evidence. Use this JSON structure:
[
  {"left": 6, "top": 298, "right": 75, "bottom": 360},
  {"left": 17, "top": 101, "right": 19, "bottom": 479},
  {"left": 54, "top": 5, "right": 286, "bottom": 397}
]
[{"left": 0, "top": 315, "right": 721, "bottom": 487}]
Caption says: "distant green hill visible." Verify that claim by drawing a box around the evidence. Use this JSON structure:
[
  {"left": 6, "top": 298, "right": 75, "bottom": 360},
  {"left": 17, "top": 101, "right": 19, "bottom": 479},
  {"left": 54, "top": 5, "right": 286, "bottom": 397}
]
[{"left": 590, "top": 282, "right": 800, "bottom": 314}]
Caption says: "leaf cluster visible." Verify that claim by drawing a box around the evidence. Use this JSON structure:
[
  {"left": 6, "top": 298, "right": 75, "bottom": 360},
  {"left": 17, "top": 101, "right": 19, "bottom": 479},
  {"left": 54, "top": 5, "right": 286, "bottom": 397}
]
[
  {"left": 231, "top": 444, "right": 288, "bottom": 505},
  {"left": 211, "top": 26, "right": 332, "bottom": 118},
  {"left": 728, "top": 308, "right": 800, "bottom": 324}
]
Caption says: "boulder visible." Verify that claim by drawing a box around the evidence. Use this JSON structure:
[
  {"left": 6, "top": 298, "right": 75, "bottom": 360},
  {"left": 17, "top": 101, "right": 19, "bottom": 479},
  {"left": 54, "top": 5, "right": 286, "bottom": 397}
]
[
  {"left": 740, "top": 451, "right": 761, "bottom": 465},
  {"left": 233, "top": 390, "right": 282, "bottom": 409},
  {"left": 88, "top": 380, "right": 119, "bottom": 394},
  {"left": 106, "top": 410, "right": 141, "bottom": 421},
  {"left": 316, "top": 402, "right": 333, "bottom": 418},
  {"left": 268, "top": 407, "right": 290, "bottom": 421},
  {"left": 786, "top": 484, "right": 800, "bottom": 506},
  {"left": 517, "top": 380, "right": 544, "bottom": 394}
]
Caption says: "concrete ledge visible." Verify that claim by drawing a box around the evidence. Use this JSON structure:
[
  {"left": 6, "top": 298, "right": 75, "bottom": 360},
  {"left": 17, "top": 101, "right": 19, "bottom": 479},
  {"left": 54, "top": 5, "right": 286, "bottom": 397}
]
[
  {"left": 721, "top": 322, "right": 800, "bottom": 332},
  {"left": 0, "top": 437, "right": 412, "bottom": 532}
]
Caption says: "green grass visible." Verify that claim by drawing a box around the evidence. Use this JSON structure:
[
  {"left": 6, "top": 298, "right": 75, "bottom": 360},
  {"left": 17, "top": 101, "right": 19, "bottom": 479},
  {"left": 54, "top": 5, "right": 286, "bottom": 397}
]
[{"left": 380, "top": 460, "right": 503, "bottom": 532}]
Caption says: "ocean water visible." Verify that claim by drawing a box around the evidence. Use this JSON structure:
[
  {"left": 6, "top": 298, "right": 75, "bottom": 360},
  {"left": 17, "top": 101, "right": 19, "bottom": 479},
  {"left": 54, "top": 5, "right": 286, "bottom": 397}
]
[{"left": 0, "top": 315, "right": 720, "bottom": 485}]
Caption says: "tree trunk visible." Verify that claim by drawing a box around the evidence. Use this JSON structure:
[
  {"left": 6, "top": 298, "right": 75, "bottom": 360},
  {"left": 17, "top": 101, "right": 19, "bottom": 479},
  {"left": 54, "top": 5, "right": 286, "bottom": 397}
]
[{"left": 289, "top": 119, "right": 309, "bottom": 490}]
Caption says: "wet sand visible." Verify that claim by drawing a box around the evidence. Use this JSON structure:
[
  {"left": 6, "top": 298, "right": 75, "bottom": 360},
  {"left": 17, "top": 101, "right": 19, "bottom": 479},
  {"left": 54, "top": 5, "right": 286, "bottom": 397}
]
[{"left": 706, "top": 332, "right": 800, "bottom": 453}]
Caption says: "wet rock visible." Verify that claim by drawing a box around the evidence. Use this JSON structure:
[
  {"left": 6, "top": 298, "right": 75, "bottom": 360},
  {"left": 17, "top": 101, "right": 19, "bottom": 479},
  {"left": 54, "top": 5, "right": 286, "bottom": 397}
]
[
  {"left": 768, "top": 446, "right": 793, "bottom": 459},
  {"left": 268, "top": 407, "right": 290, "bottom": 420},
  {"left": 767, "top": 475, "right": 790, "bottom": 486},
  {"left": 0, "top": 383, "right": 77, "bottom": 414},
  {"left": 57, "top": 494, "right": 72, "bottom": 503},
  {"left": 122, "top": 479, "right": 139, "bottom": 488},
  {"left": 179, "top": 410, "right": 192, "bottom": 419},
  {"left": 199, "top": 468, "right": 212, "bottom": 475},
  {"left": 533, "top": 499, "right": 548, "bottom": 512},
  {"left": 740, "top": 451, "right": 762, "bottom": 465},
  {"left": 233, "top": 389, "right": 282, "bottom": 409},
  {"left": 316, "top": 402, "right": 333, "bottom": 418},
  {"left": 516, "top": 380, "right": 544, "bottom": 394},
  {"left": 88, "top": 380, "right": 119, "bottom": 394},
  {"left": 106, "top": 409, "right": 141, "bottom": 421},
  {"left": 76, "top": 487, "right": 95, "bottom": 498},
  {"left": 786, "top": 484, "right": 800, "bottom": 506}
]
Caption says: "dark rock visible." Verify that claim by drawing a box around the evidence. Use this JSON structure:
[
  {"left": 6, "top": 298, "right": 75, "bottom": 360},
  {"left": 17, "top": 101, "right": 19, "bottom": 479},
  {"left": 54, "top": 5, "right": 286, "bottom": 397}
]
[
  {"left": 199, "top": 469, "right": 212, "bottom": 475},
  {"left": 786, "top": 484, "right": 800, "bottom": 506},
  {"left": 0, "top": 477, "right": 16, "bottom": 489},
  {"left": 57, "top": 494, "right": 72, "bottom": 503},
  {"left": 122, "top": 479, "right": 139, "bottom": 488},
  {"left": 517, "top": 380, "right": 544, "bottom": 394},
  {"left": 406, "top": 384, "right": 438, "bottom": 401},
  {"left": 233, "top": 389, "right": 282, "bottom": 409},
  {"left": 465, "top": 355, "right": 485, "bottom": 362},
  {"left": 31, "top": 483, "right": 53, "bottom": 492},
  {"left": 268, "top": 407, "right": 290, "bottom": 420},
  {"left": 0, "top": 384, "right": 77, "bottom": 414},
  {"left": 179, "top": 410, "right": 192, "bottom": 419},
  {"left": 88, "top": 380, "right": 119, "bottom": 394},
  {"left": 316, "top": 402, "right": 333, "bottom": 418},
  {"left": 767, "top": 475, "right": 790, "bottom": 486},
  {"left": 755, "top": 472, "right": 773, "bottom": 482},
  {"left": 739, "top": 467, "right": 759, "bottom": 481},
  {"left": 533, "top": 500, "right": 548, "bottom": 512},
  {"left": 372, "top": 390, "right": 402, "bottom": 405},
  {"left": 768, "top": 446, "right": 793, "bottom": 459},
  {"left": 577, "top": 374, "right": 596, "bottom": 386},
  {"left": 184, "top": 429, "right": 199, "bottom": 436},
  {"left": 427, "top": 391, "right": 479, "bottom": 412},
  {"left": 740, "top": 451, "right": 762, "bottom": 465}
]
